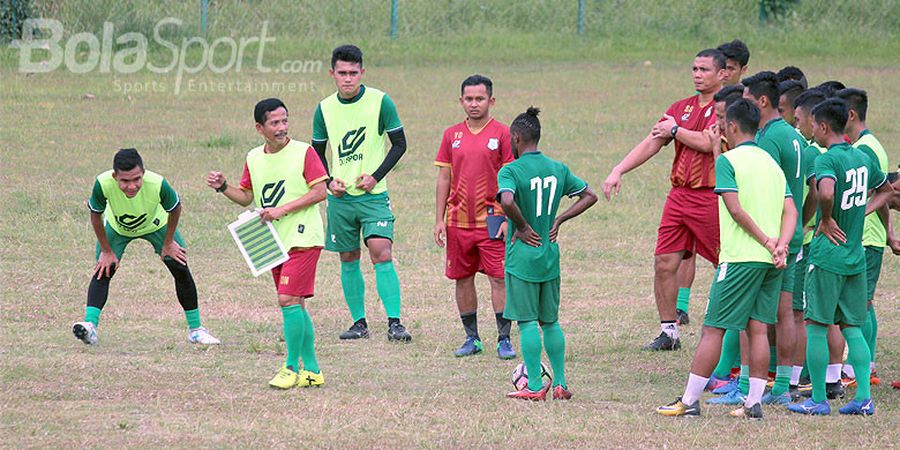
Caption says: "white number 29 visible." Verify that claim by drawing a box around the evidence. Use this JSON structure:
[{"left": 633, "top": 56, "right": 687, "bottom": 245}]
[{"left": 839, "top": 167, "right": 868, "bottom": 210}]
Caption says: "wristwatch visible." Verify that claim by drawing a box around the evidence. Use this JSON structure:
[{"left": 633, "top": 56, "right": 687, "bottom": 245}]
[
  {"left": 215, "top": 180, "right": 228, "bottom": 193},
  {"left": 670, "top": 125, "right": 679, "bottom": 137}
]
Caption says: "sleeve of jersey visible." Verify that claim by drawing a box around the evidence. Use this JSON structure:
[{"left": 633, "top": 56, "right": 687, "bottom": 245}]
[
  {"left": 802, "top": 146, "right": 818, "bottom": 182},
  {"left": 159, "top": 179, "right": 181, "bottom": 212},
  {"left": 814, "top": 155, "right": 837, "bottom": 183},
  {"left": 88, "top": 179, "right": 106, "bottom": 213},
  {"left": 496, "top": 166, "right": 516, "bottom": 202},
  {"left": 784, "top": 179, "right": 792, "bottom": 198},
  {"left": 500, "top": 128, "right": 514, "bottom": 164},
  {"left": 867, "top": 157, "right": 887, "bottom": 190},
  {"left": 563, "top": 166, "right": 588, "bottom": 197},
  {"left": 434, "top": 129, "right": 452, "bottom": 167},
  {"left": 658, "top": 102, "right": 676, "bottom": 123},
  {"left": 239, "top": 163, "right": 253, "bottom": 190},
  {"left": 311, "top": 104, "right": 328, "bottom": 143},
  {"left": 756, "top": 136, "right": 779, "bottom": 160},
  {"left": 304, "top": 146, "right": 329, "bottom": 186},
  {"left": 713, "top": 156, "right": 737, "bottom": 193},
  {"left": 380, "top": 95, "right": 403, "bottom": 134}
]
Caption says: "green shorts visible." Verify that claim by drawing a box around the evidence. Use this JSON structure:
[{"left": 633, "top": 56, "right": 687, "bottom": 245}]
[
  {"left": 97, "top": 222, "right": 185, "bottom": 260},
  {"left": 704, "top": 262, "right": 781, "bottom": 330},
  {"left": 325, "top": 192, "right": 395, "bottom": 252},
  {"left": 791, "top": 249, "right": 807, "bottom": 311},
  {"left": 502, "top": 273, "right": 560, "bottom": 323},
  {"left": 781, "top": 251, "right": 798, "bottom": 294},
  {"left": 865, "top": 246, "right": 883, "bottom": 301},
  {"left": 804, "top": 265, "right": 867, "bottom": 326}
]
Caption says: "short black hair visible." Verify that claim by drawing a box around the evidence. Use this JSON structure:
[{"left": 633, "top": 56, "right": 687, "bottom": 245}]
[
  {"left": 113, "top": 148, "right": 143, "bottom": 173},
  {"left": 461, "top": 74, "right": 493, "bottom": 97},
  {"left": 254, "top": 98, "right": 287, "bottom": 125},
  {"left": 812, "top": 98, "right": 849, "bottom": 134},
  {"left": 778, "top": 80, "right": 805, "bottom": 108},
  {"left": 714, "top": 84, "right": 744, "bottom": 107},
  {"left": 792, "top": 88, "right": 827, "bottom": 111},
  {"left": 331, "top": 44, "right": 363, "bottom": 68},
  {"left": 835, "top": 88, "right": 868, "bottom": 122},
  {"left": 726, "top": 98, "right": 761, "bottom": 135},
  {"left": 742, "top": 71, "right": 780, "bottom": 108},
  {"left": 716, "top": 39, "right": 750, "bottom": 67},
  {"left": 695, "top": 48, "right": 726, "bottom": 71},
  {"left": 510, "top": 106, "right": 542, "bottom": 144},
  {"left": 815, "top": 80, "right": 846, "bottom": 97},
  {"left": 776, "top": 66, "right": 807, "bottom": 89}
]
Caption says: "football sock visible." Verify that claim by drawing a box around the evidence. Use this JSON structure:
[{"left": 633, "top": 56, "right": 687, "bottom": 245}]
[
  {"left": 340, "top": 260, "right": 366, "bottom": 322},
  {"left": 660, "top": 321, "right": 678, "bottom": 340},
  {"left": 84, "top": 306, "right": 102, "bottom": 327},
  {"left": 800, "top": 364, "right": 809, "bottom": 381},
  {"left": 184, "top": 309, "right": 201, "bottom": 330},
  {"left": 841, "top": 327, "right": 871, "bottom": 400},
  {"left": 495, "top": 312, "right": 511, "bottom": 340},
  {"left": 281, "top": 305, "right": 304, "bottom": 371},
  {"left": 862, "top": 305, "right": 877, "bottom": 363},
  {"left": 746, "top": 377, "right": 766, "bottom": 407},
  {"left": 374, "top": 261, "right": 401, "bottom": 319},
  {"left": 843, "top": 364, "right": 855, "bottom": 379},
  {"left": 771, "top": 366, "right": 791, "bottom": 396},
  {"left": 299, "top": 308, "right": 319, "bottom": 374},
  {"left": 713, "top": 329, "right": 740, "bottom": 379},
  {"left": 163, "top": 259, "right": 198, "bottom": 311},
  {"left": 518, "top": 321, "right": 543, "bottom": 391},
  {"left": 676, "top": 287, "right": 691, "bottom": 312},
  {"left": 790, "top": 365, "right": 803, "bottom": 385},
  {"left": 806, "top": 324, "right": 828, "bottom": 403},
  {"left": 682, "top": 373, "right": 708, "bottom": 406},
  {"left": 826, "top": 363, "right": 841, "bottom": 383},
  {"left": 461, "top": 311, "right": 478, "bottom": 339},
  {"left": 86, "top": 266, "right": 116, "bottom": 317},
  {"left": 768, "top": 345, "right": 777, "bottom": 374},
  {"left": 738, "top": 365, "right": 750, "bottom": 395},
  {"left": 541, "top": 322, "right": 566, "bottom": 388}
]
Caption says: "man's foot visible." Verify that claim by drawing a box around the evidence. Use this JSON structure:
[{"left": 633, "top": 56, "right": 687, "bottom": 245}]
[
  {"left": 838, "top": 398, "right": 874, "bottom": 415},
  {"left": 297, "top": 370, "right": 325, "bottom": 388},
  {"left": 841, "top": 372, "right": 857, "bottom": 388},
  {"left": 497, "top": 337, "right": 516, "bottom": 360},
  {"left": 656, "top": 397, "right": 700, "bottom": 417},
  {"left": 711, "top": 378, "right": 739, "bottom": 395},
  {"left": 188, "top": 327, "right": 221, "bottom": 345},
  {"left": 507, "top": 383, "right": 550, "bottom": 401},
  {"left": 73, "top": 322, "right": 98, "bottom": 345},
  {"left": 675, "top": 309, "right": 690, "bottom": 326},
  {"left": 387, "top": 321, "right": 412, "bottom": 342},
  {"left": 729, "top": 403, "right": 763, "bottom": 419},
  {"left": 826, "top": 381, "right": 845, "bottom": 399},
  {"left": 641, "top": 332, "right": 681, "bottom": 351},
  {"left": 552, "top": 385, "right": 573, "bottom": 400},
  {"left": 705, "top": 389, "right": 746, "bottom": 405},
  {"left": 268, "top": 366, "right": 298, "bottom": 389},
  {"left": 788, "top": 398, "right": 831, "bottom": 415},
  {"left": 339, "top": 321, "right": 369, "bottom": 340},
  {"left": 705, "top": 374, "right": 732, "bottom": 392},
  {"left": 761, "top": 390, "right": 791, "bottom": 406},
  {"left": 454, "top": 336, "right": 483, "bottom": 357}
]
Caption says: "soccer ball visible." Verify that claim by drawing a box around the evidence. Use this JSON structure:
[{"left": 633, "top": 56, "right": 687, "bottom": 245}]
[{"left": 511, "top": 362, "right": 552, "bottom": 390}]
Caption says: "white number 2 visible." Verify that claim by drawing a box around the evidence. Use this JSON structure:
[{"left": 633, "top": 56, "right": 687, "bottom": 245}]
[
  {"left": 792, "top": 139, "right": 801, "bottom": 178},
  {"left": 529, "top": 176, "right": 558, "bottom": 217},
  {"left": 839, "top": 167, "right": 868, "bottom": 210}
]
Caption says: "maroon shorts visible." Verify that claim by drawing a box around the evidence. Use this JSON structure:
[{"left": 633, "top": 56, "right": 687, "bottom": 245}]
[
  {"left": 655, "top": 187, "right": 719, "bottom": 264},
  {"left": 271, "top": 247, "right": 322, "bottom": 297},
  {"left": 445, "top": 226, "right": 505, "bottom": 279}
]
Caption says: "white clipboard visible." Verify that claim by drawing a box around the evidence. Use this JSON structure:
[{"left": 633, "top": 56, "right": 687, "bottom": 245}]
[{"left": 227, "top": 210, "right": 289, "bottom": 277}]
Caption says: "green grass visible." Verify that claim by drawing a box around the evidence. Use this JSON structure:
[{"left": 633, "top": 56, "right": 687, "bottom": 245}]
[{"left": 2, "top": 11, "right": 899, "bottom": 448}]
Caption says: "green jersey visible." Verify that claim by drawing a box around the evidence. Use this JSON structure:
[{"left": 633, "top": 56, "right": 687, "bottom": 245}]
[
  {"left": 89, "top": 169, "right": 179, "bottom": 238},
  {"left": 855, "top": 130, "right": 889, "bottom": 248},
  {"left": 497, "top": 151, "right": 587, "bottom": 283},
  {"left": 714, "top": 142, "right": 791, "bottom": 264},
  {"left": 801, "top": 142, "right": 828, "bottom": 246},
  {"left": 810, "top": 143, "right": 887, "bottom": 275},
  {"left": 312, "top": 85, "right": 402, "bottom": 196},
  {"left": 756, "top": 117, "right": 806, "bottom": 252}
]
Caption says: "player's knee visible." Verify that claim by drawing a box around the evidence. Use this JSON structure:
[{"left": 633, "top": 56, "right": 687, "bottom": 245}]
[
  {"left": 654, "top": 254, "right": 679, "bottom": 274},
  {"left": 163, "top": 258, "right": 193, "bottom": 280},
  {"left": 370, "top": 247, "right": 392, "bottom": 264},
  {"left": 278, "top": 295, "right": 304, "bottom": 308},
  {"left": 339, "top": 249, "right": 361, "bottom": 263}
]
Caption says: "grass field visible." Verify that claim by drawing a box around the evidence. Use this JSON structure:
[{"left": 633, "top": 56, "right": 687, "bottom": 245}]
[{"left": 2, "top": 8, "right": 900, "bottom": 448}]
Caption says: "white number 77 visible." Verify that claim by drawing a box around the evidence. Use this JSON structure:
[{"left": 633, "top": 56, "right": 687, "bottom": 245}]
[{"left": 530, "top": 176, "right": 558, "bottom": 217}]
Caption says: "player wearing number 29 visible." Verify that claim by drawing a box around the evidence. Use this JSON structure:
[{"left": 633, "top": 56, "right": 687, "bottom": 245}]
[
  {"left": 789, "top": 98, "right": 892, "bottom": 416},
  {"left": 498, "top": 107, "right": 598, "bottom": 401}
]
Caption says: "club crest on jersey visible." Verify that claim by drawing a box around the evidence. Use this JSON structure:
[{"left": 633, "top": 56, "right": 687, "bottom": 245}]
[
  {"left": 452, "top": 139, "right": 461, "bottom": 149},
  {"left": 681, "top": 105, "right": 694, "bottom": 122},
  {"left": 487, "top": 138, "right": 499, "bottom": 151}
]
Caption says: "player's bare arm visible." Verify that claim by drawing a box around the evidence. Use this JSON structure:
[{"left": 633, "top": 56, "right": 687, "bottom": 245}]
[
  {"left": 259, "top": 181, "right": 327, "bottom": 223},
  {"left": 207, "top": 171, "right": 253, "bottom": 206},
  {"left": 815, "top": 177, "right": 847, "bottom": 245},
  {"left": 651, "top": 115, "right": 715, "bottom": 154},
  {"left": 802, "top": 177, "right": 818, "bottom": 228},
  {"left": 160, "top": 203, "right": 187, "bottom": 266},
  {"left": 550, "top": 187, "right": 598, "bottom": 243},
  {"left": 90, "top": 211, "right": 118, "bottom": 280},
  {"left": 602, "top": 133, "right": 668, "bottom": 200},
  {"left": 499, "top": 191, "right": 541, "bottom": 247},
  {"left": 434, "top": 165, "right": 451, "bottom": 248},
  {"left": 864, "top": 181, "right": 893, "bottom": 216}
]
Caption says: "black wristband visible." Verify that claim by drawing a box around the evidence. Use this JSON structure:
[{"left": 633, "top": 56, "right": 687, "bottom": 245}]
[{"left": 215, "top": 180, "right": 228, "bottom": 193}]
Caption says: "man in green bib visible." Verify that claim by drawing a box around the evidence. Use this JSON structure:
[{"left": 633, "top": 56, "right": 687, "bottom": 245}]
[
  {"left": 73, "top": 148, "right": 219, "bottom": 346},
  {"left": 312, "top": 45, "right": 411, "bottom": 342}
]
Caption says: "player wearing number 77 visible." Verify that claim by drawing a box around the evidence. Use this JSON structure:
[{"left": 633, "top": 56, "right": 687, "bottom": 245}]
[{"left": 497, "top": 107, "right": 597, "bottom": 401}]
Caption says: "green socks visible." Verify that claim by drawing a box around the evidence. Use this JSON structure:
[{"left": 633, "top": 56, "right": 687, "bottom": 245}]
[
  {"left": 862, "top": 305, "right": 877, "bottom": 364},
  {"left": 842, "top": 327, "right": 871, "bottom": 401},
  {"left": 771, "top": 366, "right": 791, "bottom": 396},
  {"left": 340, "top": 260, "right": 366, "bottom": 322},
  {"left": 676, "top": 287, "right": 690, "bottom": 312},
  {"left": 184, "top": 308, "right": 201, "bottom": 329},
  {"left": 541, "top": 322, "right": 566, "bottom": 388},
  {"left": 300, "top": 308, "right": 319, "bottom": 374},
  {"left": 713, "top": 329, "right": 740, "bottom": 379},
  {"left": 519, "top": 321, "right": 543, "bottom": 391},
  {"left": 738, "top": 365, "right": 750, "bottom": 395},
  {"left": 282, "top": 305, "right": 304, "bottom": 371},
  {"left": 84, "top": 306, "right": 102, "bottom": 326},
  {"left": 806, "top": 324, "right": 829, "bottom": 402},
  {"left": 374, "top": 261, "right": 401, "bottom": 319}
]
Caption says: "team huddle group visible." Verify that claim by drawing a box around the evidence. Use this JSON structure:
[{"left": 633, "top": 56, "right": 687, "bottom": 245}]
[{"left": 70, "top": 42, "right": 898, "bottom": 410}]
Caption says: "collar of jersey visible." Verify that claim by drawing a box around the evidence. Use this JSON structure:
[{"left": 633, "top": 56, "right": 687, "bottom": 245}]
[
  {"left": 759, "top": 117, "right": 783, "bottom": 134},
  {"left": 337, "top": 85, "right": 366, "bottom": 104},
  {"left": 827, "top": 141, "right": 851, "bottom": 150},
  {"left": 859, "top": 128, "right": 871, "bottom": 138},
  {"left": 733, "top": 140, "right": 757, "bottom": 148}
]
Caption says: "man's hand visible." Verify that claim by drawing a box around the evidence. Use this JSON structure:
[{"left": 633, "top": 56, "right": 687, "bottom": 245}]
[
  {"left": 549, "top": 219, "right": 561, "bottom": 243},
  {"left": 434, "top": 220, "right": 446, "bottom": 248},
  {"left": 512, "top": 225, "right": 542, "bottom": 247},
  {"left": 259, "top": 207, "right": 285, "bottom": 223},
  {"left": 889, "top": 236, "right": 900, "bottom": 255},
  {"left": 705, "top": 124, "right": 722, "bottom": 153},
  {"left": 94, "top": 250, "right": 119, "bottom": 280},
  {"left": 207, "top": 171, "right": 226, "bottom": 191},
  {"left": 329, "top": 178, "right": 347, "bottom": 197},
  {"left": 816, "top": 216, "right": 847, "bottom": 245},
  {"left": 602, "top": 170, "right": 622, "bottom": 201},
  {"left": 651, "top": 115, "right": 678, "bottom": 139},
  {"left": 160, "top": 240, "right": 187, "bottom": 265},
  {"left": 496, "top": 221, "right": 507, "bottom": 239},
  {"left": 355, "top": 174, "right": 377, "bottom": 192}
]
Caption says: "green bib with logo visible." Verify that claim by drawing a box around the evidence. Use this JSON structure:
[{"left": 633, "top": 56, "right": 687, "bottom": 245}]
[{"left": 98, "top": 169, "right": 169, "bottom": 237}]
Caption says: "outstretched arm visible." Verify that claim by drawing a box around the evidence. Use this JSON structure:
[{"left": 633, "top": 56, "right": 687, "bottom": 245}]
[
  {"left": 602, "top": 132, "right": 668, "bottom": 200},
  {"left": 207, "top": 171, "right": 254, "bottom": 207},
  {"left": 550, "top": 187, "right": 598, "bottom": 242}
]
